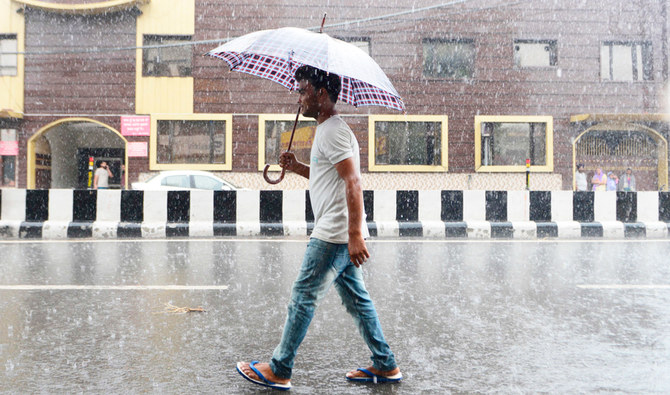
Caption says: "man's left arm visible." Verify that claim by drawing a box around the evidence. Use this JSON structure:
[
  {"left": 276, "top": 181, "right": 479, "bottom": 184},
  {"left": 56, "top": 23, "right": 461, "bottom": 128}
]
[{"left": 334, "top": 157, "right": 369, "bottom": 268}]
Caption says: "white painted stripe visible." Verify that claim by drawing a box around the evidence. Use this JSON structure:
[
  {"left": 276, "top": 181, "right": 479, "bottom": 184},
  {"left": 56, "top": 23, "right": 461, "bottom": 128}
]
[
  {"left": 507, "top": 190, "right": 529, "bottom": 222},
  {"left": 1, "top": 189, "right": 26, "bottom": 221},
  {"left": 96, "top": 189, "right": 121, "bottom": 222},
  {"left": 418, "top": 190, "right": 441, "bottom": 222},
  {"left": 374, "top": 190, "right": 397, "bottom": 221},
  {"left": 143, "top": 190, "right": 168, "bottom": 223},
  {"left": 190, "top": 190, "right": 214, "bottom": 223},
  {"left": 463, "top": 190, "right": 486, "bottom": 221},
  {"left": 0, "top": 285, "right": 229, "bottom": 291},
  {"left": 577, "top": 284, "right": 670, "bottom": 290},
  {"left": 594, "top": 190, "right": 616, "bottom": 222},
  {"left": 637, "top": 191, "right": 660, "bottom": 222},
  {"left": 49, "top": 189, "right": 73, "bottom": 222},
  {"left": 551, "top": 190, "right": 573, "bottom": 222}
]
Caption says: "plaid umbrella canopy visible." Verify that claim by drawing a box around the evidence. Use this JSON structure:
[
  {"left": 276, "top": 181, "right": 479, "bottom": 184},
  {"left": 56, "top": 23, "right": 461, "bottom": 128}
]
[{"left": 207, "top": 27, "right": 404, "bottom": 111}]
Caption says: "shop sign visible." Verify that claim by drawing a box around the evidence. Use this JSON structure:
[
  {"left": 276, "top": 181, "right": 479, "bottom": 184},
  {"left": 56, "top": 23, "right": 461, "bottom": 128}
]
[
  {"left": 127, "top": 142, "right": 148, "bottom": 157},
  {"left": 0, "top": 141, "right": 18, "bottom": 156},
  {"left": 121, "top": 116, "right": 151, "bottom": 136}
]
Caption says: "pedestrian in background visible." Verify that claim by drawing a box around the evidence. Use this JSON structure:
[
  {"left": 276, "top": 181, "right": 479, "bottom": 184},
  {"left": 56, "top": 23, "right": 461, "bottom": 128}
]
[
  {"left": 606, "top": 172, "right": 618, "bottom": 191},
  {"left": 575, "top": 163, "right": 587, "bottom": 191},
  {"left": 591, "top": 168, "right": 607, "bottom": 191},
  {"left": 93, "top": 161, "right": 113, "bottom": 189},
  {"left": 618, "top": 168, "right": 636, "bottom": 191}
]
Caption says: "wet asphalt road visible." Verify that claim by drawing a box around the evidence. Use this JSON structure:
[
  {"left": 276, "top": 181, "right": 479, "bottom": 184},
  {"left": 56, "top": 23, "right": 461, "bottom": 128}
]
[{"left": 1, "top": 238, "right": 669, "bottom": 394}]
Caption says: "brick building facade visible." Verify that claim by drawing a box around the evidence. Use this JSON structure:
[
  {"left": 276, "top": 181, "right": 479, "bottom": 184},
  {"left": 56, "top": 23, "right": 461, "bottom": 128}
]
[{"left": 1, "top": 0, "right": 669, "bottom": 191}]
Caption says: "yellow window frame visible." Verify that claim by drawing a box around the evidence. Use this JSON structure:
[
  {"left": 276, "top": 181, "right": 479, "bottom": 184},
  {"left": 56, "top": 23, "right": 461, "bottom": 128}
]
[
  {"left": 368, "top": 114, "right": 448, "bottom": 172},
  {"left": 149, "top": 113, "right": 233, "bottom": 171},
  {"left": 474, "top": 115, "right": 554, "bottom": 173},
  {"left": 258, "top": 113, "right": 318, "bottom": 172}
]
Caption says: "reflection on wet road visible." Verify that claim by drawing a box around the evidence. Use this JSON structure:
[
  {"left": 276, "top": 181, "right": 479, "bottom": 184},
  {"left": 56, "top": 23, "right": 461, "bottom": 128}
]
[{"left": 1, "top": 239, "right": 669, "bottom": 393}]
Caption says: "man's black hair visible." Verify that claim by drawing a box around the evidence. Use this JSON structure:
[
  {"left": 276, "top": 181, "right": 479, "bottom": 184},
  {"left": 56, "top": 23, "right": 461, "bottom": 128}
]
[{"left": 294, "top": 65, "right": 341, "bottom": 103}]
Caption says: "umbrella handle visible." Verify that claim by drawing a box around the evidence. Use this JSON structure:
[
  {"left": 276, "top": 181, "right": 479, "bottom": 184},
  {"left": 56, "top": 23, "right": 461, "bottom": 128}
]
[
  {"left": 263, "top": 164, "right": 285, "bottom": 184},
  {"left": 262, "top": 105, "right": 302, "bottom": 185}
]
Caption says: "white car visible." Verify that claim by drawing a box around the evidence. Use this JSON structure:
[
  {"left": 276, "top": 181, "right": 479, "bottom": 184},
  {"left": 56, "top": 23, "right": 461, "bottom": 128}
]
[{"left": 131, "top": 170, "right": 240, "bottom": 191}]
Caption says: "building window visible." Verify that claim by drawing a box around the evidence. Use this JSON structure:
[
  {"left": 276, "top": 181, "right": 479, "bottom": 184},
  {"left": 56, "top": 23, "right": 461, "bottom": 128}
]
[
  {"left": 601, "top": 41, "right": 652, "bottom": 81},
  {"left": 0, "top": 34, "right": 18, "bottom": 76},
  {"left": 369, "top": 115, "right": 448, "bottom": 172},
  {"left": 150, "top": 114, "right": 232, "bottom": 170},
  {"left": 259, "top": 114, "right": 317, "bottom": 172},
  {"left": 0, "top": 129, "right": 17, "bottom": 187},
  {"left": 475, "top": 116, "right": 553, "bottom": 172},
  {"left": 143, "top": 35, "right": 192, "bottom": 77},
  {"left": 423, "top": 38, "right": 475, "bottom": 80},
  {"left": 514, "top": 39, "right": 557, "bottom": 67}
]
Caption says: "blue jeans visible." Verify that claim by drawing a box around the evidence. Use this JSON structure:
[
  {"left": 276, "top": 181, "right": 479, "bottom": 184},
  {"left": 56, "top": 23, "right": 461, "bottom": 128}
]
[{"left": 270, "top": 238, "right": 397, "bottom": 379}]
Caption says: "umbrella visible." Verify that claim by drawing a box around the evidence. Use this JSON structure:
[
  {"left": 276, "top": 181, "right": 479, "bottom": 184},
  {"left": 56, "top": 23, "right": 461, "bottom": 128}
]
[
  {"left": 207, "top": 24, "right": 404, "bottom": 183},
  {"left": 207, "top": 27, "right": 404, "bottom": 111}
]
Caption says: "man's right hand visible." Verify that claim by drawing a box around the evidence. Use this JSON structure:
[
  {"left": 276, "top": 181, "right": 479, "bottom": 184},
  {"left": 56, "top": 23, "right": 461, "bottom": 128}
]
[
  {"left": 279, "top": 152, "right": 298, "bottom": 171},
  {"left": 279, "top": 152, "right": 310, "bottom": 179}
]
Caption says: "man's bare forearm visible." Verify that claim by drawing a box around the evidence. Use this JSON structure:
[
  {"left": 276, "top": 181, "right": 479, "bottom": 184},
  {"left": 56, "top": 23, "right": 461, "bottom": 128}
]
[
  {"left": 293, "top": 161, "right": 310, "bottom": 179},
  {"left": 345, "top": 176, "right": 364, "bottom": 237}
]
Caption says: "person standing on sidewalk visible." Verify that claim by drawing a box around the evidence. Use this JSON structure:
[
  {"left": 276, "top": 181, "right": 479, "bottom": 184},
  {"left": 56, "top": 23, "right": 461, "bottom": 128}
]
[
  {"left": 236, "top": 65, "right": 402, "bottom": 391},
  {"left": 93, "top": 161, "right": 113, "bottom": 190}
]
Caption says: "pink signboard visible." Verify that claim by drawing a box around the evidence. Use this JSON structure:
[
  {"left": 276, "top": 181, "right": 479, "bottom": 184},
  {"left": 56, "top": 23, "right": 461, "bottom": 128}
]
[
  {"left": 127, "top": 142, "right": 148, "bottom": 157},
  {"left": 121, "top": 116, "right": 151, "bottom": 136},
  {"left": 0, "top": 141, "right": 19, "bottom": 156}
]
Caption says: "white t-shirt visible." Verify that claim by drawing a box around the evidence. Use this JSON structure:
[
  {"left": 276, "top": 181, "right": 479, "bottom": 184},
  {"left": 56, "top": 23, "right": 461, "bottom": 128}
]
[
  {"left": 309, "top": 115, "right": 369, "bottom": 244},
  {"left": 575, "top": 171, "right": 587, "bottom": 191},
  {"left": 95, "top": 167, "right": 109, "bottom": 187}
]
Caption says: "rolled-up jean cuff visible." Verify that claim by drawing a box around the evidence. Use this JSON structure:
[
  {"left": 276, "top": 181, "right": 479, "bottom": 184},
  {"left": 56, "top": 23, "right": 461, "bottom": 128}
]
[{"left": 269, "top": 360, "right": 291, "bottom": 379}]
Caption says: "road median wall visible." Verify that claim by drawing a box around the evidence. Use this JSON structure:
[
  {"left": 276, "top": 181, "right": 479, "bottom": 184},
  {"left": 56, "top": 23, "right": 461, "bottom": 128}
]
[{"left": 1, "top": 189, "right": 669, "bottom": 240}]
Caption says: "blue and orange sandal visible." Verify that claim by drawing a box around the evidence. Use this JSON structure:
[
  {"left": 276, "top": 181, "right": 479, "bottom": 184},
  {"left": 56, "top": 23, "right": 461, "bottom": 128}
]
[
  {"left": 346, "top": 368, "right": 403, "bottom": 383},
  {"left": 236, "top": 361, "right": 292, "bottom": 391}
]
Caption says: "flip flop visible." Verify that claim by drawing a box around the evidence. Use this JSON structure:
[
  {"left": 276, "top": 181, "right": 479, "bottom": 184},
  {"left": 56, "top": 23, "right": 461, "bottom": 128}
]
[
  {"left": 236, "top": 361, "right": 292, "bottom": 391},
  {"left": 346, "top": 368, "right": 403, "bottom": 383}
]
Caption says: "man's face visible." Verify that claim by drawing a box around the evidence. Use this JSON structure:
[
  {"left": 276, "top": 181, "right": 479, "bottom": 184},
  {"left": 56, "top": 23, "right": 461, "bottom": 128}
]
[
  {"left": 297, "top": 80, "right": 320, "bottom": 119},
  {"left": 101, "top": 162, "right": 107, "bottom": 168}
]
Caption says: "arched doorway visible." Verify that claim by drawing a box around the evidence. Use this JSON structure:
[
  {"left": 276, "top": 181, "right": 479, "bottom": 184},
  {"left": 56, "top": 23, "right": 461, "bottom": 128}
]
[
  {"left": 27, "top": 118, "right": 128, "bottom": 189},
  {"left": 572, "top": 122, "right": 668, "bottom": 191}
]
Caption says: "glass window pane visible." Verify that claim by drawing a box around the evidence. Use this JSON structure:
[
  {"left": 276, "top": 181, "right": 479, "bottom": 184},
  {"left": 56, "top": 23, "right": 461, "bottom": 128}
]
[
  {"left": 375, "top": 121, "right": 441, "bottom": 166},
  {"left": 162, "top": 175, "right": 189, "bottom": 188},
  {"left": 602, "top": 42, "right": 652, "bottom": 81},
  {"left": 264, "top": 120, "right": 317, "bottom": 165},
  {"left": 0, "top": 35, "right": 18, "bottom": 76},
  {"left": 423, "top": 39, "right": 475, "bottom": 79},
  {"left": 482, "top": 122, "right": 546, "bottom": 166},
  {"left": 612, "top": 44, "right": 633, "bottom": 81},
  {"left": 156, "top": 120, "right": 227, "bottom": 165},
  {"left": 1, "top": 156, "right": 16, "bottom": 186},
  {"left": 143, "top": 35, "right": 192, "bottom": 77},
  {"left": 514, "top": 40, "right": 556, "bottom": 67},
  {"left": 192, "top": 175, "right": 222, "bottom": 190}
]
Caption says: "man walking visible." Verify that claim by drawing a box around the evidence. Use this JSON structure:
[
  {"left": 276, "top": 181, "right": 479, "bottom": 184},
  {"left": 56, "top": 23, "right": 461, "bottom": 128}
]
[{"left": 236, "top": 65, "right": 401, "bottom": 390}]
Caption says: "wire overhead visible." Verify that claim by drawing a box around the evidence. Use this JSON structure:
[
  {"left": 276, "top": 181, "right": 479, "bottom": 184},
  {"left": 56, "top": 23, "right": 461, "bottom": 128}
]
[{"left": 5, "top": 0, "right": 520, "bottom": 56}]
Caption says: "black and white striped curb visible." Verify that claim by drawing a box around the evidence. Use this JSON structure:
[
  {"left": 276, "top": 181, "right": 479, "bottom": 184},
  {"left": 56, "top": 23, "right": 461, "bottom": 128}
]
[{"left": 1, "top": 189, "right": 669, "bottom": 239}]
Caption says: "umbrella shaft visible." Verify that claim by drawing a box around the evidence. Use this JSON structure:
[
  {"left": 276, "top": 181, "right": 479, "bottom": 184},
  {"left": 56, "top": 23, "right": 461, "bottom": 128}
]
[{"left": 286, "top": 105, "right": 301, "bottom": 152}]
